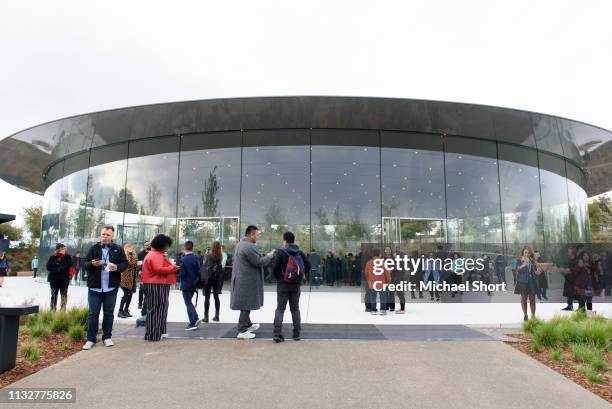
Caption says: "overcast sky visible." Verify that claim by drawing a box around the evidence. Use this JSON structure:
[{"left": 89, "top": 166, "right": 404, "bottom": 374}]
[{"left": 1, "top": 0, "right": 611, "bottom": 226}]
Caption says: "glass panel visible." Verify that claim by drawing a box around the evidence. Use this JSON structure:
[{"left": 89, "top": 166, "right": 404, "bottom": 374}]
[
  {"left": 40, "top": 166, "right": 64, "bottom": 278},
  {"left": 444, "top": 137, "right": 503, "bottom": 245},
  {"left": 565, "top": 162, "right": 589, "bottom": 242},
  {"left": 538, "top": 152, "right": 571, "bottom": 243},
  {"left": 380, "top": 132, "right": 446, "bottom": 251},
  {"left": 557, "top": 119, "right": 583, "bottom": 164},
  {"left": 91, "top": 108, "right": 135, "bottom": 147},
  {"left": 497, "top": 144, "right": 544, "bottom": 250},
  {"left": 177, "top": 132, "right": 242, "bottom": 257},
  {"left": 122, "top": 137, "right": 179, "bottom": 257},
  {"left": 311, "top": 130, "right": 381, "bottom": 286},
  {"left": 427, "top": 101, "right": 495, "bottom": 139},
  {"left": 241, "top": 130, "right": 311, "bottom": 284},
  {"left": 82, "top": 144, "right": 129, "bottom": 248}
]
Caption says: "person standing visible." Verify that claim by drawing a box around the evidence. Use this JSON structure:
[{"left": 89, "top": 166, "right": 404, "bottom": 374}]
[
  {"left": 141, "top": 234, "right": 178, "bottom": 341},
  {"left": 118, "top": 243, "right": 138, "bottom": 318},
  {"left": 324, "top": 251, "right": 337, "bottom": 286},
  {"left": 82, "top": 225, "right": 127, "bottom": 350},
  {"left": 72, "top": 251, "right": 82, "bottom": 284},
  {"left": 364, "top": 248, "right": 391, "bottom": 315},
  {"left": 308, "top": 249, "right": 321, "bottom": 288},
  {"left": 137, "top": 241, "right": 151, "bottom": 312},
  {"left": 574, "top": 250, "right": 602, "bottom": 313},
  {"left": 272, "top": 231, "right": 311, "bottom": 342},
  {"left": 46, "top": 243, "right": 72, "bottom": 310},
  {"left": 561, "top": 246, "right": 578, "bottom": 311},
  {"left": 514, "top": 247, "right": 538, "bottom": 321},
  {"left": 230, "top": 225, "right": 275, "bottom": 340},
  {"left": 202, "top": 241, "right": 224, "bottom": 323},
  {"left": 31, "top": 255, "right": 39, "bottom": 279},
  {"left": 178, "top": 241, "right": 201, "bottom": 330},
  {"left": 0, "top": 251, "right": 9, "bottom": 287}
]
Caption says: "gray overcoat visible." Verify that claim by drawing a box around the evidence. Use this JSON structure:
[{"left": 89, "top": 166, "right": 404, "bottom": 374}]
[{"left": 230, "top": 238, "right": 274, "bottom": 311}]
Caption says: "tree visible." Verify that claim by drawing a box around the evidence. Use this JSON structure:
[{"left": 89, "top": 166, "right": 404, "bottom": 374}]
[
  {"left": 146, "top": 183, "right": 161, "bottom": 216},
  {"left": 114, "top": 188, "right": 140, "bottom": 214},
  {"left": 22, "top": 204, "right": 42, "bottom": 244},
  {"left": 0, "top": 222, "right": 24, "bottom": 241},
  {"left": 202, "top": 166, "right": 220, "bottom": 217}
]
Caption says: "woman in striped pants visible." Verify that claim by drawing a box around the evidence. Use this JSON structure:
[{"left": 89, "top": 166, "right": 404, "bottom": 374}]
[{"left": 141, "top": 234, "right": 178, "bottom": 341}]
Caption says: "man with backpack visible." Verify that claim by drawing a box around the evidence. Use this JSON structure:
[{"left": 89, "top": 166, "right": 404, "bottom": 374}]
[{"left": 272, "top": 231, "right": 311, "bottom": 343}]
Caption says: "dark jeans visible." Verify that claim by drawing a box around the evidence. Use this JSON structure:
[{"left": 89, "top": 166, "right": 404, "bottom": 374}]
[
  {"left": 182, "top": 290, "right": 199, "bottom": 325},
  {"left": 50, "top": 279, "right": 69, "bottom": 310},
  {"left": 273, "top": 283, "right": 301, "bottom": 337},
  {"left": 119, "top": 287, "right": 133, "bottom": 313},
  {"left": 366, "top": 288, "right": 385, "bottom": 311},
  {"left": 33, "top": 268, "right": 38, "bottom": 278},
  {"left": 86, "top": 288, "right": 118, "bottom": 342},
  {"left": 238, "top": 310, "right": 253, "bottom": 333}
]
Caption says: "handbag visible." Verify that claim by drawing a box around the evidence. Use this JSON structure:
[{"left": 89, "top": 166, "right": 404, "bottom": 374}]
[{"left": 69, "top": 266, "right": 77, "bottom": 278}]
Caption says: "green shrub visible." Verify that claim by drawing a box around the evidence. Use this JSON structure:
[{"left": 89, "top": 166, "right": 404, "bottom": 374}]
[
  {"left": 555, "top": 318, "right": 579, "bottom": 345},
  {"left": 570, "top": 343, "right": 602, "bottom": 364},
  {"left": 51, "top": 311, "right": 71, "bottom": 333},
  {"left": 572, "top": 308, "right": 587, "bottom": 322},
  {"left": 67, "top": 325, "right": 85, "bottom": 341},
  {"left": 20, "top": 325, "right": 31, "bottom": 336},
  {"left": 575, "top": 320, "right": 608, "bottom": 347},
  {"left": 20, "top": 340, "right": 40, "bottom": 362},
  {"left": 534, "top": 322, "right": 560, "bottom": 348},
  {"left": 67, "top": 307, "right": 89, "bottom": 327},
  {"left": 522, "top": 316, "right": 543, "bottom": 334},
  {"left": 530, "top": 341, "right": 542, "bottom": 353},
  {"left": 549, "top": 350, "right": 562, "bottom": 361},
  {"left": 30, "top": 323, "right": 51, "bottom": 339},
  {"left": 575, "top": 364, "right": 590, "bottom": 376},
  {"left": 586, "top": 372, "right": 606, "bottom": 384},
  {"left": 39, "top": 310, "right": 53, "bottom": 325},
  {"left": 61, "top": 342, "right": 71, "bottom": 351},
  {"left": 590, "top": 357, "right": 609, "bottom": 372}
]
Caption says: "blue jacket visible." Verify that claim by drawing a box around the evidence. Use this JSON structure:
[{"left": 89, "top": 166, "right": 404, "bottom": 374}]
[{"left": 178, "top": 253, "right": 200, "bottom": 291}]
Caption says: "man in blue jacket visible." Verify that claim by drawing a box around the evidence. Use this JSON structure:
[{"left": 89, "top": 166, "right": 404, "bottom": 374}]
[{"left": 178, "top": 241, "right": 202, "bottom": 331}]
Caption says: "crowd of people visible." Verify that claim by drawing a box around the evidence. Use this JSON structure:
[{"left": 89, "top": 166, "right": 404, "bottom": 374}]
[{"left": 3, "top": 225, "right": 608, "bottom": 345}]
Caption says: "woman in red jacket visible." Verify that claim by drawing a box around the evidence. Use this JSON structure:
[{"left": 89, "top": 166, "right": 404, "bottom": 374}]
[{"left": 141, "top": 234, "right": 178, "bottom": 341}]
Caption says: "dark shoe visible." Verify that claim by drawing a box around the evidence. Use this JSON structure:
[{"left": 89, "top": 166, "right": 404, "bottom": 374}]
[
  {"left": 419, "top": 294, "right": 424, "bottom": 299},
  {"left": 561, "top": 306, "right": 573, "bottom": 311},
  {"left": 542, "top": 295, "right": 548, "bottom": 300},
  {"left": 273, "top": 335, "right": 285, "bottom": 343},
  {"left": 117, "top": 311, "right": 126, "bottom": 319},
  {"left": 203, "top": 316, "right": 209, "bottom": 323},
  {"left": 293, "top": 334, "right": 301, "bottom": 341},
  {"left": 523, "top": 315, "right": 528, "bottom": 321},
  {"left": 137, "top": 304, "right": 142, "bottom": 310},
  {"left": 411, "top": 294, "right": 416, "bottom": 299},
  {"left": 212, "top": 314, "right": 219, "bottom": 322},
  {"left": 125, "top": 310, "right": 133, "bottom": 317}
]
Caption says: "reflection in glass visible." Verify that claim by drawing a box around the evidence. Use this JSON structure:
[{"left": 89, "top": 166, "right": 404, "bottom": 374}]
[
  {"left": 538, "top": 152, "right": 571, "bottom": 244},
  {"left": 498, "top": 144, "right": 544, "bottom": 251},
  {"left": 445, "top": 137, "right": 502, "bottom": 245}
]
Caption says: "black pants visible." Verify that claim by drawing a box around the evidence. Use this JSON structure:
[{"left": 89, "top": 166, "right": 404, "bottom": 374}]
[
  {"left": 33, "top": 268, "right": 38, "bottom": 278},
  {"left": 578, "top": 296, "right": 593, "bottom": 311},
  {"left": 395, "top": 289, "right": 406, "bottom": 310},
  {"left": 204, "top": 279, "right": 221, "bottom": 317},
  {"left": 138, "top": 283, "right": 145, "bottom": 307},
  {"left": 143, "top": 283, "right": 170, "bottom": 341},
  {"left": 238, "top": 310, "right": 253, "bottom": 333},
  {"left": 273, "top": 283, "right": 301, "bottom": 337},
  {"left": 120, "top": 287, "right": 133, "bottom": 312},
  {"left": 50, "top": 279, "right": 69, "bottom": 310}
]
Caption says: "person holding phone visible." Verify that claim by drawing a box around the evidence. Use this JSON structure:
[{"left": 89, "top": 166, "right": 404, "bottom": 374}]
[
  {"left": 514, "top": 247, "right": 537, "bottom": 321},
  {"left": 82, "top": 225, "right": 128, "bottom": 350}
]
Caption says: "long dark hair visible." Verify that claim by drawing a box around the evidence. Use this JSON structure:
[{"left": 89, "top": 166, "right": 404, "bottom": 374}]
[{"left": 211, "top": 241, "right": 222, "bottom": 260}]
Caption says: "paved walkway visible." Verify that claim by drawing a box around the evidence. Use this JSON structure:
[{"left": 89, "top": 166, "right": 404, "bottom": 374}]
[{"left": 3, "top": 336, "right": 609, "bottom": 409}]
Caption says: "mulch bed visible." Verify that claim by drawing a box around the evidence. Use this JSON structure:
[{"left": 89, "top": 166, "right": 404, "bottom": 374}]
[
  {"left": 505, "top": 333, "right": 612, "bottom": 403},
  {"left": 0, "top": 332, "right": 82, "bottom": 388}
]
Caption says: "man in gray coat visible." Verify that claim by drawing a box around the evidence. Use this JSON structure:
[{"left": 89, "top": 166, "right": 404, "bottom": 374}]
[{"left": 230, "top": 225, "right": 275, "bottom": 339}]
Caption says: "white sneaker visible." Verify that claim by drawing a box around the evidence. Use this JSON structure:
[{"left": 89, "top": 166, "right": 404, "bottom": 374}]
[
  {"left": 237, "top": 331, "right": 256, "bottom": 340},
  {"left": 82, "top": 341, "right": 95, "bottom": 350},
  {"left": 103, "top": 338, "right": 114, "bottom": 347},
  {"left": 247, "top": 323, "right": 260, "bottom": 332},
  {"left": 161, "top": 333, "right": 169, "bottom": 339},
  {"left": 195, "top": 319, "right": 202, "bottom": 327}
]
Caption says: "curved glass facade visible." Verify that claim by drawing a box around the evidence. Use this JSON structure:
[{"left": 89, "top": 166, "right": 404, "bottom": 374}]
[{"left": 38, "top": 128, "right": 590, "bottom": 286}]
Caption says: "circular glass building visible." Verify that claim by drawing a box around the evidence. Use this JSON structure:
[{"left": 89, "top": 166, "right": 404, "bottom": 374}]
[{"left": 1, "top": 96, "right": 610, "bottom": 285}]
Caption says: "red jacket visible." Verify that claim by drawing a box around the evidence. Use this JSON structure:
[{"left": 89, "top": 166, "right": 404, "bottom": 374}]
[
  {"left": 141, "top": 249, "right": 178, "bottom": 285},
  {"left": 365, "top": 256, "right": 391, "bottom": 290}
]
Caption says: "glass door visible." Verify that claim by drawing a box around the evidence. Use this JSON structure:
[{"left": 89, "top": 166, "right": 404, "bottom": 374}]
[{"left": 383, "top": 216, "right": 447, "bottom": 251}]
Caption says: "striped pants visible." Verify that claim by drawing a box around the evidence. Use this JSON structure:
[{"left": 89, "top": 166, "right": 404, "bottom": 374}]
[{"left": 142, "top": 283, "right": 170, "bottom": 341}]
